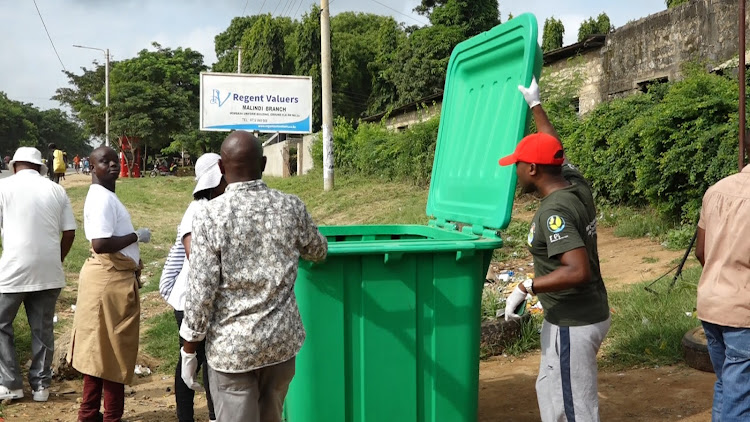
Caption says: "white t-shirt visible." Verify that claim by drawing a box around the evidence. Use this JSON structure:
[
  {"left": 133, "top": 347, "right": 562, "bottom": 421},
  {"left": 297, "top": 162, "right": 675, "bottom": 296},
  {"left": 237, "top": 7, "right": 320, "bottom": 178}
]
[
  {"left": 167, "top": 199, "right": 205, "bottom": 310},
  {"left": 83, "top": 184, "right": 140, "bottom": 264},
  {"left": 0, "top": 169, "right": 77, "bottom": 293}
]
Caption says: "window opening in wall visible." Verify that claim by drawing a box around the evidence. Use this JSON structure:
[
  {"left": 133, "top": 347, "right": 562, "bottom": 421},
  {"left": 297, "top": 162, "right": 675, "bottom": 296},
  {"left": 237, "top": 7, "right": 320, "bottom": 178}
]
[
  {"left": 573, "top": 97, "right": 580, "bottom": 114},
  {"left": 637, "top": 76, "right": 669, "bottom": 93}
]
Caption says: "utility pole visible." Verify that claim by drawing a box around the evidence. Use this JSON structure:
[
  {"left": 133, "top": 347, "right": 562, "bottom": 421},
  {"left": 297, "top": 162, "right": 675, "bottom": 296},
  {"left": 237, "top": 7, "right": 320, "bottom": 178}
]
[
  {"left": 321, "top": 0, "right": 334, "bottom": 190},
  {"left": 105, "top": 48, "right": 110, "bottom": 147},
  {"left": 237, "top": 47, "right": 243, "bottom": 74},
  {"left": 740, "top": 0, "right": 747, "bottom": 171},
  {"left": 73, "top": 45, "right": 110, "bottom": 146}
]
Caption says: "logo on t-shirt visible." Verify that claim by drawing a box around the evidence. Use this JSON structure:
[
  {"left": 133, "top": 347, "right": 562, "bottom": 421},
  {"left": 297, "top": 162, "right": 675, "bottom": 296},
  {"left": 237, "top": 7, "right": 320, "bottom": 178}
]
[
  {"left": 527, "top": 222, "right": 536, "bottom": 246},
  {"left": 547, "top": 215, "right": 565, "bottom": 233}
]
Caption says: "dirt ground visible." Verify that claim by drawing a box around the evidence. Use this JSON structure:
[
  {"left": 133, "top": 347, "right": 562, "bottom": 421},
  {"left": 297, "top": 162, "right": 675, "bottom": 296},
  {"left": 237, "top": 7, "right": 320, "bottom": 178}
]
[{"left": 1, "top": 192, "right": 715, "bottom": 422}]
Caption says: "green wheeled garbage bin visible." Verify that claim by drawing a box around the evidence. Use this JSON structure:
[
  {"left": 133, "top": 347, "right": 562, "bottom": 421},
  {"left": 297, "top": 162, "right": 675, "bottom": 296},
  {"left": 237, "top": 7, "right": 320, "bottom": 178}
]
[{"left": 284, "top": 13, "right": 543, "bottom": 422}]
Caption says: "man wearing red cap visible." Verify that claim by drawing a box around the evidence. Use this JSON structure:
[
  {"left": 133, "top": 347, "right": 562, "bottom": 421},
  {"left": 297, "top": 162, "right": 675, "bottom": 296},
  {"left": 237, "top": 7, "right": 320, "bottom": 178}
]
[{"left": 500, "top": 78, "right": 610, "bottom": 422}]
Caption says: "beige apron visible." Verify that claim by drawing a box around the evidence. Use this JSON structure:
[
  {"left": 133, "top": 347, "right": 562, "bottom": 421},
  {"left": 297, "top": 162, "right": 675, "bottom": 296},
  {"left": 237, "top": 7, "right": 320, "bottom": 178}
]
[{"left": 68, "top": 251, "right": 140, "bottom": 385}]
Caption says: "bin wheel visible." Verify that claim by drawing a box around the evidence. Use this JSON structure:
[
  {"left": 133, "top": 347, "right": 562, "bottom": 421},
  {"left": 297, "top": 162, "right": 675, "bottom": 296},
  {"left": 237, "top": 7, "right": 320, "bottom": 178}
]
[{"left": 682, "top": 326, "right": 714, "bottom": 373}]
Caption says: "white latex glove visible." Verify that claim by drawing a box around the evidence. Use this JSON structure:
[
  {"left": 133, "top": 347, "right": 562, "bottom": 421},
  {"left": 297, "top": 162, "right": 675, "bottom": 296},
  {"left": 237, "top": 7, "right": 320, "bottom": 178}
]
[
  {"left": 180, "top": 348, "right": 204, "bottom": 392},
  {"left": 504, "top": 285, "right": 528, "bottom": 322},
  {"left": 135, "top": 228, "right": 151, "bottom": 243},
  {"left": 518, "top": 76, "right": 541, "bottom": 109}
]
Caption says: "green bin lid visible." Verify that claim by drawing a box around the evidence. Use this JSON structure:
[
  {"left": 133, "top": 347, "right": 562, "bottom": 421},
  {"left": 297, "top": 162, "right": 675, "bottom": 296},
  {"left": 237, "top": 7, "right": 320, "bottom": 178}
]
[{"left": 426, "top": 14, "right": 542, "bottom": 233}]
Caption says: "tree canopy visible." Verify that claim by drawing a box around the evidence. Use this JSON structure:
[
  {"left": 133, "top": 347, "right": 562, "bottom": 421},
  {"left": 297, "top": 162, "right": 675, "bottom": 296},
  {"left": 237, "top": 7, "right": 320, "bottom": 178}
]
[
  {"left": 542, "top": 17, "right": 565, "bottom": 52},
  {"left": 578, "top": 13, "right": 612, "bottom": 41},
  {"left": 665, "top": 0, "right": 690, "bottom": 8},
  {"left": 0, "top": 92, "right": 90, "bottom": 158}
]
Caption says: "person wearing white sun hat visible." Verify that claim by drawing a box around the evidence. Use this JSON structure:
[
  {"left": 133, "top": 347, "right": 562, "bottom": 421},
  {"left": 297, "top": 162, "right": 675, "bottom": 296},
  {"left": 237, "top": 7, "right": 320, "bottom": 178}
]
[
  {"left": 160, "top": 152, "right": 226, "bottom": 422},
  {"left": 0, "top": 147, "right": 76, "bottom": 403}
]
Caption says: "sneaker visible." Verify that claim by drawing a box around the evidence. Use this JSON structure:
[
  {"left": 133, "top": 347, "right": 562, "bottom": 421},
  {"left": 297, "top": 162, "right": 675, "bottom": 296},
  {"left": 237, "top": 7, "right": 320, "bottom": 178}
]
[
  {"left": 32, "top": 387, "right": 49, "bottom": 402},
  {"left": 0, "top": 385, "right": 23, "bottom": 400}
]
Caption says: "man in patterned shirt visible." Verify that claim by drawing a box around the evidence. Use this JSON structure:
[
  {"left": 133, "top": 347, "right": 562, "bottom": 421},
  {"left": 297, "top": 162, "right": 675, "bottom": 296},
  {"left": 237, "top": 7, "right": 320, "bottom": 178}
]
[{"left": 179, "top": 131, "right": 328, "bottom": 422}]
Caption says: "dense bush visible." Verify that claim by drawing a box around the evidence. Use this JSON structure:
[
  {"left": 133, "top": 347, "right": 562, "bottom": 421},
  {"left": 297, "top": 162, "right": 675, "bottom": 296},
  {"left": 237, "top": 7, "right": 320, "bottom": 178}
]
[
  {"left": 565, "top": 66, "right": 741, "bottom": 222},
  {"left": 312, "top": 115, "right": 439, "bottom": 186}
]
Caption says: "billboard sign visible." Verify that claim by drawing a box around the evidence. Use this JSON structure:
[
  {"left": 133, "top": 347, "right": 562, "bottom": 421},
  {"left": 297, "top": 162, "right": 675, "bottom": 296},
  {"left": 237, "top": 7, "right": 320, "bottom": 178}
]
[{"left": 200, "top": 72, "right": 313, "bottom": 134}]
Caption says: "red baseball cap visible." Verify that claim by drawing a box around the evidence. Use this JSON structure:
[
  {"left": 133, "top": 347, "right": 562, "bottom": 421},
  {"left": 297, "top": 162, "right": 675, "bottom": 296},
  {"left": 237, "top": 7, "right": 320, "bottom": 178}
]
[{"left": 498, "top": 133, "right": 565, "bottom": 166}]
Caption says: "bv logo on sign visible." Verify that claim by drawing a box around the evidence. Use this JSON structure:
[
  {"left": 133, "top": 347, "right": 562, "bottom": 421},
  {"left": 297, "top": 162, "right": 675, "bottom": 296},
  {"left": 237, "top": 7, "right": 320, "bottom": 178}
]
[{"left": 210, "top": 89, "right": 231, "bottom": 107}]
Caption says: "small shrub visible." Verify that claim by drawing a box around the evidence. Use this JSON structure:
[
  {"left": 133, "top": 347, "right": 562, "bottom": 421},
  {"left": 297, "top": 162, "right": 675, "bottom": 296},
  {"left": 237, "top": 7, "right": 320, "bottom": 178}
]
[{"left": 665, "top": 225, "right": 696, "bottom": 251}]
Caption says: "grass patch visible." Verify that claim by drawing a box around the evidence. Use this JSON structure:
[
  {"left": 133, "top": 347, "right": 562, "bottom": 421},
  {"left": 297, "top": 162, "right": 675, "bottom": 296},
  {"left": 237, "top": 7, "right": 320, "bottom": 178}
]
[
  {"left": 600, "top": 266, "right": 701, "bottom": 369},
  {"left": 143, "top": 310, "right": 180, "bottom": 374},
  {"left": 641, "top": 256, "right": 659, "bottom": 264},
  {"left": 504, "top": 313, "right": 543, "bottom": 356}
]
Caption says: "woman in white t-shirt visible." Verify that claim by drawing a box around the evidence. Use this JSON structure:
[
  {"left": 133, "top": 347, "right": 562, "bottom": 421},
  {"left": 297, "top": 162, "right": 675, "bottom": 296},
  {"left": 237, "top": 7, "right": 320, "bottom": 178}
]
[
  {"left": 160, "top": 153, "right": 226, "bottom": 422},
  {"left": 68, "top": 146, "right": 151, "bottom": 422}
]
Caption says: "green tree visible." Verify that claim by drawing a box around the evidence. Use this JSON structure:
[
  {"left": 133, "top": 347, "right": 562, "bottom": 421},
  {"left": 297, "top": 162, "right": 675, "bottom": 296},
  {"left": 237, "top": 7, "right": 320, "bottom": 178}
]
[
  {"left": 391, "top": 24, "right": 465, "bottom": 104},
  {"left": 578, "top": 13, "right": 612, "bottom": 42},
  {"left": 415, "top": 0, "right": 500, "bottom": 38},
  {"left": 0, "top": 92, "right": 89, "bottom": 157},
  {"left": 665, "top": 0, "right": 690, "bottom": 8},
  {"left": 53, "top": 62, "right": 112, "bottom": 139},
  {"left": 293, "top": 5, "right": 322, "bottom": 131},
  {"left": 367, "top": 18, "right": 406, "bottom": 115},
  {"left": 542, "top": 17, "right": 565, "bottom": 52},
  {"left": 107, "top": 43, "right": 207, "bottom": 158},
  {"left": 239, "top": 15, "right": 294, "bottom": 74},
  {"left": 330, "top": 12, "right": 397, "bottom": 120},
  {"left": 213, "top": 15, "right": 262, "bottom": 72}
]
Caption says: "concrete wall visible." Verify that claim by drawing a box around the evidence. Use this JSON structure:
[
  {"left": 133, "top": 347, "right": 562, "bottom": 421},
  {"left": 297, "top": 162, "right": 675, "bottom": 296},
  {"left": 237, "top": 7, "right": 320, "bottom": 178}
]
[
  {"left": 263, "top": 141, "right": 290, "bottom": 178},
  {"left": 298, "top": 135, "right": 315, "bottom": 175},
  {"left": 545, "top": 51, "right": 605, "bottom": 114},
  {"left": 547, "top": 0, "right": 750, "bottom": 111},
  {"left": 382, "top": 102, "right": 442, "bottom": 131}
]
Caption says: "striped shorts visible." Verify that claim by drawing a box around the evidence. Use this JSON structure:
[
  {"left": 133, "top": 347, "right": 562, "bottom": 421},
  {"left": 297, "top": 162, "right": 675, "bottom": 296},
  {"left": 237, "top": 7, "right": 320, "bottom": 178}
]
[{"left": 536, "top": 317, "right": 611, "bottom": 422}]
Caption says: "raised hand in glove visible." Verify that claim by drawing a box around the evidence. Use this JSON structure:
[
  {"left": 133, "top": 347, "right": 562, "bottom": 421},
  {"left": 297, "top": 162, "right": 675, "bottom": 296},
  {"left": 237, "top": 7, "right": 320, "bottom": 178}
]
[
  {"left": 135, "top": 228, "right": 151, "bottom": 243},
  {"left": 518, "top": 76, "right": 541, "bottom": 109},
  {"left": 504, "top": 285, "right": 528, "bottom": 322},
  {"left": 180, "top": 347, "right": 204, "bottom": 392}
]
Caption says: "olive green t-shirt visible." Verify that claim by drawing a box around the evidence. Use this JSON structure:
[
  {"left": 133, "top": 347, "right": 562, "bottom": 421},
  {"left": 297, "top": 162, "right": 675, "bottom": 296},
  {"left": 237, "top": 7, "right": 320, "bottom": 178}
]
[{"left": 527, "top": 164, "right": 609, "bottom": 326}]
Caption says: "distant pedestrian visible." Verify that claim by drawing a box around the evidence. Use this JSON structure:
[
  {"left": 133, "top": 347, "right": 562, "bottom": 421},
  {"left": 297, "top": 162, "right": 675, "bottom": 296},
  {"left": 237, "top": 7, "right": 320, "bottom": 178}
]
[
  {"left": 74, "top": 154, "right": 81, "bottom": 173},
  {"left": 695, "top": 141, "right": 750, "bottom": 421},
  {"left": 68, "top": 146, "right": 151, "bottom": 422},
  {"left": 0, "top": 147, "right": 76, "bottom": 402},
  {"left": 48, "top": 143, "right": 65, "bottom": 184},
  {"left": 180, "top": 131, "right": 328, "bottom": 422},
  {"left": 160, "top": 152, "right": 226, "bottom": 422}
]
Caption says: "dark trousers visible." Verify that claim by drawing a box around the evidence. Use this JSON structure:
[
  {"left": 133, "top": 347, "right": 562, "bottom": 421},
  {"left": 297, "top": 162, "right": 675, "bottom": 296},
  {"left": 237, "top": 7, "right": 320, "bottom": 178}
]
[
  {"left": 175, "top": 310, "right": 215, "bottom": 422},
  {"left": 78, "top": 374, "right": 125, "bottom": 422}
]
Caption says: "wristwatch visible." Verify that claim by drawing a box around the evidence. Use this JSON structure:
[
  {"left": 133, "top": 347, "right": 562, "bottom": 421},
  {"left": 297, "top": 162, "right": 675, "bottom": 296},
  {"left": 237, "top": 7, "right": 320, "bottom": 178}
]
[{"left": 522, "top": 278, "right": 535, "bottom": 296}]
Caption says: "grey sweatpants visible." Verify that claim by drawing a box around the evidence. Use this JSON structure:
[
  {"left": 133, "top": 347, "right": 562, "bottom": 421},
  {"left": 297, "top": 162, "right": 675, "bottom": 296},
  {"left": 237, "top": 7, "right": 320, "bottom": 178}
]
[
  {"left": 536, "top": 317, "right": 611, "bottom": 422},
  {"left": 208, "top": 357, "right": 296, "bottom": 422},
  {"left": 0, "top": 288, "right": 61, "bottom": 391}
]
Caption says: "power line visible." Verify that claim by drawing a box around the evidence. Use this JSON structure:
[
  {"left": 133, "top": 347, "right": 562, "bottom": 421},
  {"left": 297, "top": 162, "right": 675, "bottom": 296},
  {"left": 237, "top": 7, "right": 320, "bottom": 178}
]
[
  {"left": 368, "top": 0, "right": 428, "bottom": 26},
  {"left": 292, "top": 0, "right": 306, "bottom": 19},
  {"left": 271, "top": 0, "right": 283, "bottom": 15},
  {"left": 258, "top": 0, "right": 268, "bottom": 14},
  {"left": 32, "top": 0, "right": 66, "bottom": 71},
  {"left": 280, "top": 0, "right": 295, "bottom": 16},
  {"left": 241, "top": 0, "right": 250, "bottom": 15}
]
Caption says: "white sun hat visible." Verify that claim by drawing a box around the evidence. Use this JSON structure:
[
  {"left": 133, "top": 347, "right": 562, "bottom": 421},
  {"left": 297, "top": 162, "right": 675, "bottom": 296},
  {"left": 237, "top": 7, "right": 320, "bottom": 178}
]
[
  {"left": 9, "top": 147, "right": 48, "bottom": 175},
  {"left": 193, "top": 153, "right": 223, "bottom": 195}
]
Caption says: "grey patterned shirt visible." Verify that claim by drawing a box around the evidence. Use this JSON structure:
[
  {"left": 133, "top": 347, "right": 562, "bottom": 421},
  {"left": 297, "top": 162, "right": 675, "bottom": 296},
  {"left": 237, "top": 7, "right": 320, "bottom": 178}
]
[{"left": 180, "top": 180, "right": 328, "bottom": 372}]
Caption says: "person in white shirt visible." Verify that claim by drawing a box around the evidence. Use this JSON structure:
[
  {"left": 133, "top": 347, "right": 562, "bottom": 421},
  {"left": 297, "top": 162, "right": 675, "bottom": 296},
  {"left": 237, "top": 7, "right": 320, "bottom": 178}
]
[
  {"left": 160, "top": 153, "right": 226, "bottom": 422},
  {"left": 0, "top": 147, "right": 76, "bottom": 402},
  {"left": 67, "top": 146, "right": 151, "bottom": 422}
]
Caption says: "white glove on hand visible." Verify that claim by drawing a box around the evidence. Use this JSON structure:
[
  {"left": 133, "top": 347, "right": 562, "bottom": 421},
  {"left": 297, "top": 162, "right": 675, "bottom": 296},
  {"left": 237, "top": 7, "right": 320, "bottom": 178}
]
[
  {"left": 135, "top": 228, "right": 151, "bottom": 243},
  {"left": 518, "top": 76, "right": 541, "bottom": 109},
  {"left": 504, "top": 285, "right": 528, "bottom": 322},
  {"left": 180, "top": 348, "right": 204, "bottom": 392}
]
